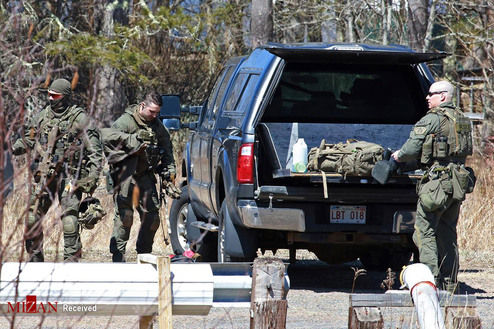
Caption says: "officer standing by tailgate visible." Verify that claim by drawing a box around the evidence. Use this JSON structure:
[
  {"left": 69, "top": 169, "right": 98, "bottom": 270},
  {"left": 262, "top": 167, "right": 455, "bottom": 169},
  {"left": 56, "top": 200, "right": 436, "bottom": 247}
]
[{"left": 392, "top": 80, "right": 475, "bottom": 292}]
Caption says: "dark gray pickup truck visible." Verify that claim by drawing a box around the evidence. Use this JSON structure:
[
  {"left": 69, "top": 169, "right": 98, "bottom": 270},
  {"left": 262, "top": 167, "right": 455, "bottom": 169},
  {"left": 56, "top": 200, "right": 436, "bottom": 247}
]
[{"left": 161, "top": 43, "right": 447, "bottom": 269}]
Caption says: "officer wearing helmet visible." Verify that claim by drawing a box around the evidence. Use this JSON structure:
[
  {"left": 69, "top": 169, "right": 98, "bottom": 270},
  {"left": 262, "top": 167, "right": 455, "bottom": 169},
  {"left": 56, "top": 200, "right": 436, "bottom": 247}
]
[{"left": 13, "top": 78, "right": 103, "bottom": 262}]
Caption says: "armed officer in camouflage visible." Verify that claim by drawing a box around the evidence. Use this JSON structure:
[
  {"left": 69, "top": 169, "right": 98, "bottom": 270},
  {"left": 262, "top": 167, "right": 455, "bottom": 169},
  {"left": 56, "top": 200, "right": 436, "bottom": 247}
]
[
  {"left": 12, "top": 78, "right": 103, "bottom": 262},
  {"left": 392, "top": 80, "right": 474, "bottom": 292},
  {"left": 102, "top": 92, "right": 175, "bottom": 262}
]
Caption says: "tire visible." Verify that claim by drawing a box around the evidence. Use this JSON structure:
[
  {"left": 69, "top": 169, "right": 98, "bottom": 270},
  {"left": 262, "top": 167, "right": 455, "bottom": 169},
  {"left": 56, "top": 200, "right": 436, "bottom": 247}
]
[
  {"left": 169, "top": 186, "right": 216, "bottom": 260},
  {"left": 169, "top": 186, "right": 191, "bottom": 255},
  {"left": 217, "top": 201, "right": 231, "bottom": 263}
]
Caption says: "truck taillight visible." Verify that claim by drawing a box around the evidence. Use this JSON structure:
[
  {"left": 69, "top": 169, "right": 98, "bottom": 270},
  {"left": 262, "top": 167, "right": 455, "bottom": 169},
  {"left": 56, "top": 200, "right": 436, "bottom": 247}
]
[{"left": 237, "top": 143, "right": 254, "bottom": 184}]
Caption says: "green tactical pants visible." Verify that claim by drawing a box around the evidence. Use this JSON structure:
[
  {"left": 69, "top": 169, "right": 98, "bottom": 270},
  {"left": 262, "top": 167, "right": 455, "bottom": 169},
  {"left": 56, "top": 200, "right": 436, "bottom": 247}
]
[
  {"left": 110, "top": 173, "right": 160, "bottom": 262},
  {"left": 26, "top": 178, "right": 82, "bottom": 262},
  {"left": 413, "top": 195, "right": 461, "bottom": 288}
]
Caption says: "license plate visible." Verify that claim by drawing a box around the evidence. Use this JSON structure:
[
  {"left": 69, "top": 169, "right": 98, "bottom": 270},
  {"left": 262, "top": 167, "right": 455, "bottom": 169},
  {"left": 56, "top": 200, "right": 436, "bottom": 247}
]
[{"left": 330, "top": 205, "right": 366, "bottom": 224}]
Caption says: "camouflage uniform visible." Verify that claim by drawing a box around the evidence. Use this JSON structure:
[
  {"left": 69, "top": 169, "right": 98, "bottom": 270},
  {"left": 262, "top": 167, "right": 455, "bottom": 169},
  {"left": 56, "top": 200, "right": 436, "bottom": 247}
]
[
  {"left": 12, "top": 79, "right": 103, "bottom": 262},
  {"left": 102, "top": 104, "right": 175, "bottom": 262},
  {"left": 396, "top": 101, "right": 473, "bottom": 289}
]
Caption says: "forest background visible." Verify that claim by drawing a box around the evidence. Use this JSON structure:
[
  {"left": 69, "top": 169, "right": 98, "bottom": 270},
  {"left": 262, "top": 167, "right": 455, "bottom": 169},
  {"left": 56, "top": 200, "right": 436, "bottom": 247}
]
[{"left": 0, "top": 0, "right": 493, "bottom": 263}]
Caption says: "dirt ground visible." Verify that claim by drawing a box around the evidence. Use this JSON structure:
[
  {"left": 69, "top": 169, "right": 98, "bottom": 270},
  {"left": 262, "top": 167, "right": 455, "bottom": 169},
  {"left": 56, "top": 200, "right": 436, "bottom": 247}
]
[
  {"left": 2, "top": 181, "right": 493, "bottom": 328},
  {"left": 1, "top": 249, "right": 493, "bottom": 329}
]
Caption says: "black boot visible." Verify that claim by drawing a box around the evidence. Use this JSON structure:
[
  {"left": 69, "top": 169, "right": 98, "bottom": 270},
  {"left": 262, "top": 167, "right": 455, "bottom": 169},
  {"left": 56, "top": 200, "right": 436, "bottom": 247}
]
[
  {"left": 110, "top": 237, "right": 125, "bottom": 262},
  {"left": 112, "top": 251, "right": 125, "bottom": 262},
  {"left": 26, "top": 239, "right": 44, "bottom": 262}
]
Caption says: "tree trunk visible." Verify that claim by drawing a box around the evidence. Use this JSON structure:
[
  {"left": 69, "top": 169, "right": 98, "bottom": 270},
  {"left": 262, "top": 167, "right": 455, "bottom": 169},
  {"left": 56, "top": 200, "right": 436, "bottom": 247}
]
[
  {"left": 345, "top": 0, "right": 355, "bottom": 42},
  {"left": 382, "top": 0, "right": 392, "bottom": 45},
  {"left": 321, "top": 0, "right": 337, "bottom": 42},
  {"left": 90, "top": 0, "right": 129, "bottom": 125},
  {"left": 407, "top": 0, "right": 428, "bottom": 51},
  {"left": 251, "top": 0, "right": 273, "bottom": 48},
  {"left": 423, "top": 0, "right": 436, "bottom": 52}
]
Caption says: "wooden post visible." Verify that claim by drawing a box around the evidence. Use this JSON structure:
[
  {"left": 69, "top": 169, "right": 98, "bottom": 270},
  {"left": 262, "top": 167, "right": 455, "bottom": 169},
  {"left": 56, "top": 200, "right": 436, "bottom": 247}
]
[
  {"left": 139, "top": 316, "right": 154, "bottom": 329},
  {"left": 250, "top": 257, "right": 287, "bottom": 329},
  {"left": 348, "top": 307, "right": 383, "bottom": 329},
  {"left": 445, "top": 307, "right": 482, "bottom": 329},
  {"left": 157, "top": 256, "right": 173, "bottom": 329}
]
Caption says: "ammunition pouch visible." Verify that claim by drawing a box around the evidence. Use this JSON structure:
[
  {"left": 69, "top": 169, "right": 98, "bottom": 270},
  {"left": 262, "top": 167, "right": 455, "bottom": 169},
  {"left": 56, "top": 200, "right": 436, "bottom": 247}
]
[
  {"left": 78, "top": 197, "right": 106, "bottom": 230},
  {"left": 32, "top": 155, "right": 61, "bottom": 183},
  {"left": 418, "top": 174, "right": 452, "bottom": 212},
  {"left": 433, "top": 136, "right": 449, "bottom": 159},
  {"left": 421, "top": 134, "right": 434, "bottom": 165},
  {"left": 450, "top": 165, "right": 475, "bottom": 201}
]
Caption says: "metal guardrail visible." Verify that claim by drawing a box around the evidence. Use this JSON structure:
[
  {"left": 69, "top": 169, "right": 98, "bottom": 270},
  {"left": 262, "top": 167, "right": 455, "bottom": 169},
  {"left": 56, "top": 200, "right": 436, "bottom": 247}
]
[
  {"left": 0, "top": 255, "right": 289, "bottom": 317},
  {"left": 350, "top": 290, "right": 476, "bottom": 308}
]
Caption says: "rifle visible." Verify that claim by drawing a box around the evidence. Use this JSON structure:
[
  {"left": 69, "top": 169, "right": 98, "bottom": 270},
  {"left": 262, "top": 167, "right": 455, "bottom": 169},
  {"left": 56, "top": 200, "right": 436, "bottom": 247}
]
[
  {"left": 158, "top": 171, "right": 181, "bottom": 246},
  {"left": 31, "top": 125, "right": 59, "bottom": 216}
]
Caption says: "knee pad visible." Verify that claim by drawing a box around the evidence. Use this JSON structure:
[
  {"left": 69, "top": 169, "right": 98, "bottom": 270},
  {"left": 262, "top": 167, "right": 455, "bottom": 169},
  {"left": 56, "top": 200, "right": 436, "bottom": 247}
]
[
  {"left": 26, "top": 214, "right": 38, "bottom": 229},
  {"left": 62, "top": 216, "right": 78, "bottom": 235}
]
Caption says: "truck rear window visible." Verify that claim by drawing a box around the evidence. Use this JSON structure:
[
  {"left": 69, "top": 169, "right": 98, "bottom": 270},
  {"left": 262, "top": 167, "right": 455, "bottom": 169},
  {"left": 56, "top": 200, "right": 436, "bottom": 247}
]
[{"left": 263, "top": 62, "right": 428, "bottom": 124}]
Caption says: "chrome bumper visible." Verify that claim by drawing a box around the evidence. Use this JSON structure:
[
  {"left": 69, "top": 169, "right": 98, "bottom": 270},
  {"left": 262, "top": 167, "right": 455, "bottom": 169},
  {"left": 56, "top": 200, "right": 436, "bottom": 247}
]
[{"left": 237, "top": 200, "right": 306, "bottom": 232}]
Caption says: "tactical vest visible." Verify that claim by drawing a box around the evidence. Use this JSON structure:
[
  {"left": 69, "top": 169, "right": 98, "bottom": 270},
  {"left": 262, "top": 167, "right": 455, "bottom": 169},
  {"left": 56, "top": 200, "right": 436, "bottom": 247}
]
[
  {"left": 420, "top": 106, "right": 472, "bottom": 165},
  {"left": 35, "top": 105, "right": 88, "bottom": 179},
  {"left": 130, "top": 110, "right": 162, "bottom": 172}
]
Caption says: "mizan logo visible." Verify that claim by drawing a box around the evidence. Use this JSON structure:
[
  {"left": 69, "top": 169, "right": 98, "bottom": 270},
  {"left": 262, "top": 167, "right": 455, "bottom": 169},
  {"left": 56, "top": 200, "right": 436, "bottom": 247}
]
[{"left": 7, "top": 295, "right": 58, "bottom": 313}]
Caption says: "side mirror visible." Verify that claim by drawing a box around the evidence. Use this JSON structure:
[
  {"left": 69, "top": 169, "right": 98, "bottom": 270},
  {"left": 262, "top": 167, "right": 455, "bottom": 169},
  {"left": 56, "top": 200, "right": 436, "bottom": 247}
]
[
  {"left": 162, "top": 118, "right": 181, "bottom": 131},
  {"left": 160, "top": 94, "right": 181, "bottom": 115},
  {"left": 160, "top": 95, "right": 182, "bottom": 131},
  {"left": 160, "top": 94, "right": 202, "bottom": 130}
]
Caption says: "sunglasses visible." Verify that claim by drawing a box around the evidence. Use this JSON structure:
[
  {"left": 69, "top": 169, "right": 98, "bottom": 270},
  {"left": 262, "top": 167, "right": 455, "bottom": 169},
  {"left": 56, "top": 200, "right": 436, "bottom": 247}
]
[
  {"left": 427, "top": 90, "right": 446, "bottom": 96},
  {"left": 48, "top": 92, "right": 63, "bottom": 100}
]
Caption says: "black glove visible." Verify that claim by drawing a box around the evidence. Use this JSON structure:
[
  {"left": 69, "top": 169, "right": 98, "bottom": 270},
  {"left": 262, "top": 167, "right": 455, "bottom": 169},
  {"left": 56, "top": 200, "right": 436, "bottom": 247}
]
[
  {"left": 161, "top": 170, "right": 176, "bottom": 184},
  {"left": 164, "top": 181, "right": 181, "bottom": 199}
]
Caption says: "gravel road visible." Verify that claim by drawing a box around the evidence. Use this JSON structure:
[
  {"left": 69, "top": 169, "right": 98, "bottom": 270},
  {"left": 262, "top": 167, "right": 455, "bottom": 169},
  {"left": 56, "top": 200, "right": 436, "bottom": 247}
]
[
  {"left": 172, "top": 256, "right": 494, "bottom": 329},
  {"left": 2, "top": 251, "right": 493, "bottom": 329}
]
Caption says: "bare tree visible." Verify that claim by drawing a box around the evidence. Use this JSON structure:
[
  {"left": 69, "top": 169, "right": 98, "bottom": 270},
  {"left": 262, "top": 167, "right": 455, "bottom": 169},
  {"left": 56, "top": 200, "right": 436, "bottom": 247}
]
[
  {"left": 251, "top": 0, "right": 273, "bottom": 48},
  {"left": 91, "top": 0, "right": 129, "bottom": 125},
  {"left": 407, "top": 0, "right": 428, "bottom": 51}
]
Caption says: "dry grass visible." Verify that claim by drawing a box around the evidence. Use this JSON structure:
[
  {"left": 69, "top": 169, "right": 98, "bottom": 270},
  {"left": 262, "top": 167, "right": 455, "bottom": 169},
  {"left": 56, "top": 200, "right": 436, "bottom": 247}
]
[
  {"left": 457, "top": 155, "right": 494, "bottom": 267},
  {"left": 2, "top": 154, "right": 493, "bottom": 265},
  {"left": 2, "top": 164, "right": 171, "bottom": 263}
]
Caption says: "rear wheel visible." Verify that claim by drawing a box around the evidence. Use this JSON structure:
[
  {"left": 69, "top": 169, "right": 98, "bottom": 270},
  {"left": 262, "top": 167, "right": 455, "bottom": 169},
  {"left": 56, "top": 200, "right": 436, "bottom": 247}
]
[
  {"left": 217, "top": 201, "right": 231, "bottom": 263},
  {"left": 169, "top": 187, "right": 189, "bottom": 255}
]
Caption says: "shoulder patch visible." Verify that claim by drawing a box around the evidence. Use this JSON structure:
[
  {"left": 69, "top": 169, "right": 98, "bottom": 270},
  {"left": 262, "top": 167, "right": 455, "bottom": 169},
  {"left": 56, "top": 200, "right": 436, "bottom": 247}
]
[{"left": 413, "top": 126, "right": 428, "bottom": 136}]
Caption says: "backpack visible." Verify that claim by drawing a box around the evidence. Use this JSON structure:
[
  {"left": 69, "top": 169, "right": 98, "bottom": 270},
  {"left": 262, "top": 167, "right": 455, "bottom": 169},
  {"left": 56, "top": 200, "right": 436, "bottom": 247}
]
[
  {"left": 307, "top": 139, "right": 385, "bottom": 176},
  {"left": 441, "top": 107, "right": 473, "bottom": 158}
]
